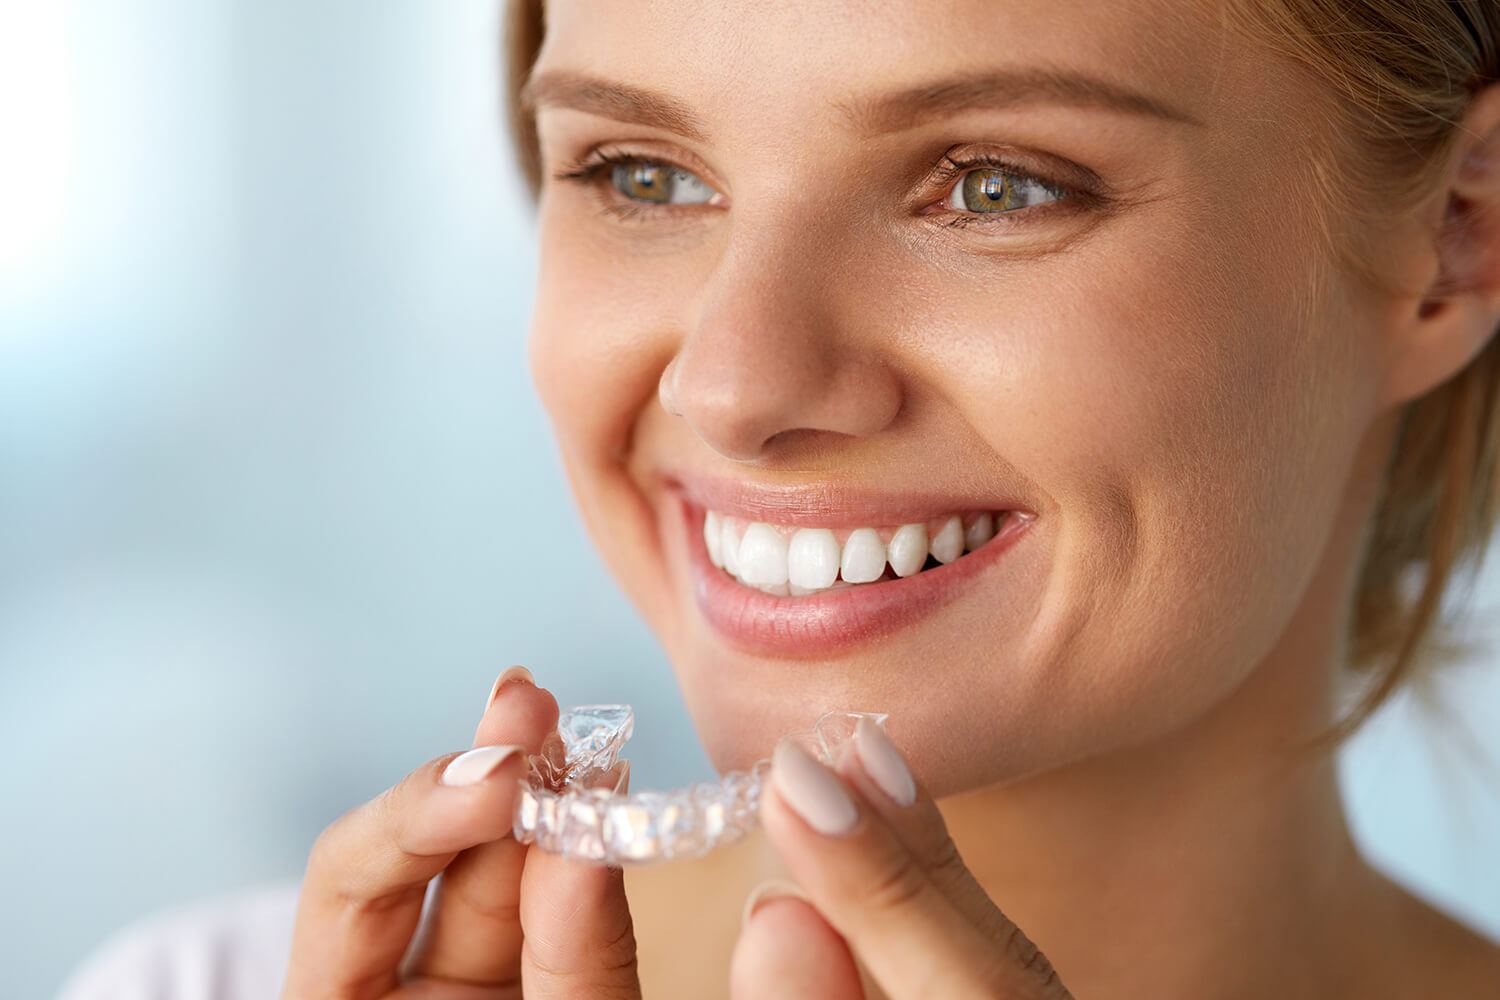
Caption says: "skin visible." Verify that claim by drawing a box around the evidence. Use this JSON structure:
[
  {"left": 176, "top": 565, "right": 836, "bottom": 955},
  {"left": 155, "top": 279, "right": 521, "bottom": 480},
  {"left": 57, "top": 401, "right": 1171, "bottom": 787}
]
[
  {"left": 529, "top": 0, "right": 1398, "bottom": 784},
  {"left": 282, "top": 2, "right": 1500, "bottom": 998}
]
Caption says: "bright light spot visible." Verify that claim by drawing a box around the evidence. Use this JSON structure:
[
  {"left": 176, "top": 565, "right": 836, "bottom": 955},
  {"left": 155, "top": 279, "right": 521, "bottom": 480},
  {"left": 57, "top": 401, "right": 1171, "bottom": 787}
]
[{"left": 0, "top": 3, "right": 72, "bottom": 278}]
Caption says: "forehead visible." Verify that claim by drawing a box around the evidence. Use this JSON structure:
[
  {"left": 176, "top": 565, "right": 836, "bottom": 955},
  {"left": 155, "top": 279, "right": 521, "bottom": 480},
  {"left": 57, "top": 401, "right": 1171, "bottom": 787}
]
[{"left": 533, "top": 0, "right": 1256, "bottom": 139}]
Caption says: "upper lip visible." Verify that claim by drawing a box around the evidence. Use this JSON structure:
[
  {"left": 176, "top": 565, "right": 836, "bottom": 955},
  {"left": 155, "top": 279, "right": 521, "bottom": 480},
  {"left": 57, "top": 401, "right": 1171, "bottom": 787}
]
[{"left": 664, "top": 469, "right": 1035, "bottom": 527}]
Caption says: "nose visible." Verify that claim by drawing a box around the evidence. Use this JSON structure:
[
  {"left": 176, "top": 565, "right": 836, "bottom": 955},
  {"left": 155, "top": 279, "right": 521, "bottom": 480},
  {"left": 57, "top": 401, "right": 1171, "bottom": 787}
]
[{"left": 658, "top": 233, "right": 903, "bottom": 462}]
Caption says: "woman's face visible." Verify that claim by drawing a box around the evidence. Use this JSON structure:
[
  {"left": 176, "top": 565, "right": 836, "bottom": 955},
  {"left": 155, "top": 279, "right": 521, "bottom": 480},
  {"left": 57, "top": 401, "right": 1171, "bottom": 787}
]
[{"left": 525, "top": 0, "right": 1391, "bottom": 791}]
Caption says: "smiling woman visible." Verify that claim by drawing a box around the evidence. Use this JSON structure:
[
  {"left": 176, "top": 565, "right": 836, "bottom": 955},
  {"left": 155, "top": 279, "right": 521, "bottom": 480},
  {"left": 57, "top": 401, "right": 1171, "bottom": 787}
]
[
  {"left": 495, "top": 0, "right": 1500, "bottom": 994},
  {"left": 511, "top": 0, "right": 1500, "bottom": 782},
  {"left": 55, "top": 1, "right": 1500, "bottom": 999}
]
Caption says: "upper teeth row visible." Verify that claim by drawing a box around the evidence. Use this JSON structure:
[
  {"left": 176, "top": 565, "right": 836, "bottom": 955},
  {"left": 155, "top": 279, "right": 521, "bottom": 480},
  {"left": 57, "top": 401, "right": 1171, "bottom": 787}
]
[{"left": 703, "top": 511, "right": 1006, "bottom": 595}]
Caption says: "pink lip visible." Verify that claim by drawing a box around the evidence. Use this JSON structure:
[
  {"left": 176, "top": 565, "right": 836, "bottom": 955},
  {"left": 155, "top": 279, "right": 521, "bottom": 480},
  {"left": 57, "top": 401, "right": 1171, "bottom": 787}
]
[
  {"left": 673, "top": 493, "right": 1035, "bottom": 658},
  {"left": 673, "top": 476, "right": 1035, "bottom": 528}
]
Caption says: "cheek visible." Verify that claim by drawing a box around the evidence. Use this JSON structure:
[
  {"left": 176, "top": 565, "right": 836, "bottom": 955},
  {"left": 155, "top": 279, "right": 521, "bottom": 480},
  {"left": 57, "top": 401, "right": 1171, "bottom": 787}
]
[
  {"left": 529, "top": 216, "right": 671, "bottom": 461},
  {"left": 527, "top": 209, "right": 686, "bottom": 618},
  {"left": 891, "top": 204, "right": 1368, "bottom": 767}
]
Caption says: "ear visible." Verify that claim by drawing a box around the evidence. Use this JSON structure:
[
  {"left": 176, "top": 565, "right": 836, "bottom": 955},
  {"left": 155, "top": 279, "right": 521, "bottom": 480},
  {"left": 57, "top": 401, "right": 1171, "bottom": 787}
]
[{"left": 1378, "top": 82, "right": 1500, "bottom": 408}]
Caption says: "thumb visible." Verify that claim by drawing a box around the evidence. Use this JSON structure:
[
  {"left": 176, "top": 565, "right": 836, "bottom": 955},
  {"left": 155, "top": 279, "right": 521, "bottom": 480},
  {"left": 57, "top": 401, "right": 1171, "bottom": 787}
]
[
  {"left": 517, "top": 759, "right": 641, "bottom": 999},
  {"left": 730, "top": 883, "right": 865, "bottom": 1000}
]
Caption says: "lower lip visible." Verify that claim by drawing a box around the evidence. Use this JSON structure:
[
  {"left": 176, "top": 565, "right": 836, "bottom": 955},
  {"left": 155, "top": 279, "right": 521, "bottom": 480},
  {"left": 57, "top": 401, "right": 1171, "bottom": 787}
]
[{"left": 678, "top": 498, "right": 1035, "bottom": 658}]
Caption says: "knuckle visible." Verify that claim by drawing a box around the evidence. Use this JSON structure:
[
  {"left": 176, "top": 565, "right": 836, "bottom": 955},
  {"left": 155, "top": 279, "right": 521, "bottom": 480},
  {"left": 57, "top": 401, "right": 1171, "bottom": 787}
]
[
  {"left": 926, "top": 834, "right": 968, "bottom": 884},
  {"left": 371, "top": 784, "right": 416, "bottom": 854},
  {"left": 861, "top": 845, "right": 930, "bottom": 914},
  {"left": 925, "top": 835, "right": 1014, "bottom": 937},
  {"left": 523, "top": 916, "right": 641, "bottom": 996},
  {"left": 997, "top": 921, "right": 1071, "bottom": 999},
  {"left": 452, "top": 880, "right": 523, "bottom": 924},
  {"left": 305, "top": 818, "right": 348, "bottom": 877},
  {"left": 595, "top": 914, "right": 642, "bottom": 978},
  {"left": 304, "top": 791, "right": 416, "bottom": 905}
]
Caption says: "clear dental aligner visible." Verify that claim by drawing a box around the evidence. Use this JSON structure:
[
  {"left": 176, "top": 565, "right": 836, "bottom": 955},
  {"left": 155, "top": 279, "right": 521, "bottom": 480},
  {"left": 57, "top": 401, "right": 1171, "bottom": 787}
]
[{"left": 513, "top": 704, "right": 890, "bottom": 865}]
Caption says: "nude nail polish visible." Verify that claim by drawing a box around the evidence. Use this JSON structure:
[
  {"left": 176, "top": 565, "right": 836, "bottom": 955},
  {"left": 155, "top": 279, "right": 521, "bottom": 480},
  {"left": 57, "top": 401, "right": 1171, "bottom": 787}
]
[
  {"left": 485, "top": 665, "right": 534, "bottom": 709},
  {"left": 854, "top": 717, "right": 916, "bottom": 807},
  {"left": 440, "top": 745, "right": 524, "bottom": 786},
  {"left": 772, "top": 740, "right": 858, "bottom": 835},
  {"left": 741, "top": 880, "right": 809, "bottom": 927}
]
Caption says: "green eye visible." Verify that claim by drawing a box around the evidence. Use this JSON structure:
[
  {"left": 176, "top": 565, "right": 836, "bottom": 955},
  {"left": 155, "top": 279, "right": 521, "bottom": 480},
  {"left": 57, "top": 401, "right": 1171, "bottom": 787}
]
[
  {"left": 610, "top": 161, "right": 718, "bottom": 205},
  {"left": 947, "top": 168, "right": 1062, "bottom": 214}
]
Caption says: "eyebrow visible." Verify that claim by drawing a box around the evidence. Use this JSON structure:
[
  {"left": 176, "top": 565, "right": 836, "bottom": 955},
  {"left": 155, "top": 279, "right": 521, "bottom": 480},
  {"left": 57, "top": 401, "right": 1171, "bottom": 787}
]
[
  {"left": 519, "top": 67, "right": 1200, "bottom": 141},
  {"left": 842, "top": 68, "right": 1202, "bottom": 132},
  {"left": 521, "top": 70, "right": 711, "bottom": 141}
]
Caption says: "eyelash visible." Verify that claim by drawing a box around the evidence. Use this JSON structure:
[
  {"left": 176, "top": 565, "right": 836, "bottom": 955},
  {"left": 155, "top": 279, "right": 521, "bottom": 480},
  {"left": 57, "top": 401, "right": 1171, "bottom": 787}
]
[{"left": 551, "top": 147, "right": 1090, "bottom": 229}]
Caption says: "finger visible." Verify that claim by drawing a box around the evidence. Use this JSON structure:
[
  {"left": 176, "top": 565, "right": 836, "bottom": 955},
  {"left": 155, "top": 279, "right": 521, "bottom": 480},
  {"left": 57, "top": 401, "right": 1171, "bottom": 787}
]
[
  {"left": 401, "top": 668, "right": 561, "bottom": 985},
  {"left": 284, "top": 740, "right": 533, "bottom": 1000},
  {"left": 830, "top": 723, "right": 1014, "bottom": 946},
  {"left": 518, "top": 764, "right": 642, "bottom": 999},
  {"left": 730, "top": 885, "right": 865, "bottom": 1000},
  {"left": 759, "top": 728, "right": 1073, "bottom": 1000}
]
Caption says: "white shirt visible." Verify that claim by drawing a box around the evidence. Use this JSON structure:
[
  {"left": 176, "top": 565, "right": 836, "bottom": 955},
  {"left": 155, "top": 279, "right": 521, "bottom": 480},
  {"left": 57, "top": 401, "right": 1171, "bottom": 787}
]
[{"left": 55, "top": 883, "right": 301, "bottom": 1000}]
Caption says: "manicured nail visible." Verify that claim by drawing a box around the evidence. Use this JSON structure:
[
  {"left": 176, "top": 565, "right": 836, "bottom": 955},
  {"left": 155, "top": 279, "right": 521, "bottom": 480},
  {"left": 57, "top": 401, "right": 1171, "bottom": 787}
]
[
  {"left": 440, "top": 745, "right": 525, "bottom": 786},
  {"left": 854, "top": 717, "right": 916, "bottom": 807},
  {"left": 485, "top": 666, "right": 534, "bottom": 709},
  {"left": 772, "top": 740, "right": 858, "bottom": 835},
  {"left": 741, "top": 879, "right": 808, "bottom": 927}
]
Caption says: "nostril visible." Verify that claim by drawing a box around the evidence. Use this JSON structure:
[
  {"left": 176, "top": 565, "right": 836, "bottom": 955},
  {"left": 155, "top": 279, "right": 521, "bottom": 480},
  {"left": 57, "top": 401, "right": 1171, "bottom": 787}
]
[{"left": 763, "top": 427, "right": 836, "bottom": 451}]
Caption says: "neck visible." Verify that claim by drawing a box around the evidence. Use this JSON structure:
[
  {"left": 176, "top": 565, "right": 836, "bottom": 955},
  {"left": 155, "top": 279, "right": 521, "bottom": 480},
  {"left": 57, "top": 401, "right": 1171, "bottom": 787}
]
[{"left": 939, "top": 652, "right": 1391, "bottom": 999}]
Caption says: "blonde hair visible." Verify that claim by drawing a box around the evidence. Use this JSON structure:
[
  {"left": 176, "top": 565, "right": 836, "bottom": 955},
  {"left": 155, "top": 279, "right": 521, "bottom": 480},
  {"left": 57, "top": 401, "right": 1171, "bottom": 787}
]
[
  {"left": 500, "top": 0, "right": 1500, "bottom": 749},
  {"left": 1216, "top": 1, "right": 1500, "bottom": 750}
]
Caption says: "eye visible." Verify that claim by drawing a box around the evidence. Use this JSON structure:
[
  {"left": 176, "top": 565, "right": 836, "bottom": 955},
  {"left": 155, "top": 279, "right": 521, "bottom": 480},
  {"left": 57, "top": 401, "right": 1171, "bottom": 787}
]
[
  {"left": 609, "top": 160, "right": 719, "bottom": 205},
  {"left": 945, "top": 167, "right": 1065, "bottom": 215}
]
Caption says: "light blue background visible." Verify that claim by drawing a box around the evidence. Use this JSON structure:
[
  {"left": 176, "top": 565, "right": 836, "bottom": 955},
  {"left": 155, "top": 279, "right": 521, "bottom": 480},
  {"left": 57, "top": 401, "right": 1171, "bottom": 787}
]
[{"left": 2, "top": 3, "right": 1497, "bottom": 997}]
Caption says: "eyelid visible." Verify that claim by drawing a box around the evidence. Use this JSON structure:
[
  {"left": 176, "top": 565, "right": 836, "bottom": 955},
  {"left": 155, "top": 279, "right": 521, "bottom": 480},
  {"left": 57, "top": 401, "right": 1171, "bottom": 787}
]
[
  {"left": 928, "top": 145, "right": 1105, "bottom": 200},
  {"left": 920, "top": 148, "right": 1106, "bottom": 222},
  {"left": 553, "top": 143, "right": 728, "bottom": 203},
  {"left": 552, "top": 143, "right": 1106, "bottom": 224}
]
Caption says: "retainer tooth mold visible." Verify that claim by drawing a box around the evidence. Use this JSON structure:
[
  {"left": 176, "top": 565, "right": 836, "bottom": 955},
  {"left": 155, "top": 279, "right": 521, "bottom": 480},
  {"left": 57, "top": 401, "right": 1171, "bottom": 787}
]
[{"left": 512, "top": 704, "right": 890, "bottom": 865}]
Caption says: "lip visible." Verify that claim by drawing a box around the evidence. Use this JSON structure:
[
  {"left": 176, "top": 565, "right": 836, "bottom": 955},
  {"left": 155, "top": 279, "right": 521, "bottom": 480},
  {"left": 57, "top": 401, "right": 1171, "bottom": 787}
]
[
  {"left": 672, "top": 491, "right": 1036, "bottom": 658},
  {"left": 674, "top": 476, "right": 1036, "bottom": 528}
]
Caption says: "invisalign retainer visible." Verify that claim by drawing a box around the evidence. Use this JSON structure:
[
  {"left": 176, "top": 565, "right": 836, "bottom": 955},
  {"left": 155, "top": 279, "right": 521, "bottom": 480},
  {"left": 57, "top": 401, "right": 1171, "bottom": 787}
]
[{"left": 512, "top": 704, "right": 889, "bottom": 865}]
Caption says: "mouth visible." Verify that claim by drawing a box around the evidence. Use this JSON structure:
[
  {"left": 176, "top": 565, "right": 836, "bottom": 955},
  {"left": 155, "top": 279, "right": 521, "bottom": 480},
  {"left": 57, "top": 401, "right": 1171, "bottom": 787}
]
[
  {"left": 671, "top": 487, "right": 1036, "bottom": 657},
  {"left": 704, "top": 510, "right": 1015, "bottom": 594}
]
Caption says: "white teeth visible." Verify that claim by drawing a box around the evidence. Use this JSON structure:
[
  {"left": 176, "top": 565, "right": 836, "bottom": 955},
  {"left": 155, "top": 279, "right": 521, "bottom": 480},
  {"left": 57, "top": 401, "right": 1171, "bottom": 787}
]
[
  {"left": 704, "top": 510, "right": 724, "bottom": 568},
  {"left": 964, "top": 512, "right": 995, "bottom": 552},
  {"left": 737, "top": 522, "right": 789, "bottom": 587},
  {"left": 719, "top": 518, "right": 742, "bottom": 577},
  {"left": 840, "top": 528, "right": 887, "bottom": 584},
  {"left": 788, "top": 528, "right": 840, "bottom": 591},
  {"left": 886, "top": 523, "right": 928, "bottom": 577},
  {"left": 704, "top": 509, "right": 1012, "bottom": 592},
  {"left": 930, "top": 516, "right": 964, "bottom": 564}
]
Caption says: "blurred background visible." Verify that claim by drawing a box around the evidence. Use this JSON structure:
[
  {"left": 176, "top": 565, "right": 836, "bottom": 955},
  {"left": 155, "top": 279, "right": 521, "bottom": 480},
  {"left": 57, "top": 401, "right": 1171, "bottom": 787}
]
[{"left": 1, "top": 2, "right": 1498, "bottom": 996}]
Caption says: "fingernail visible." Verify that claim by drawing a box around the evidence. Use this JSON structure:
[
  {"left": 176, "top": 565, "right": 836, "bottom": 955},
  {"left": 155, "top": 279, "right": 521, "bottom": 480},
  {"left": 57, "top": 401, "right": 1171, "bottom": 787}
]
[
  {"left": 772, "top": 740, "right": 858, "bottom": 835},
  {"left": 854, "top": 717, "right": 916, "bottom": 807},
  {"left": 741, "top": 879, "right": 807, "bottom": 927},
  {"left": 485, "top": 666, "right": 534, "bottom": 709},
  {"left": 440, "top": 745, "right": 525, "bottom": 786}
]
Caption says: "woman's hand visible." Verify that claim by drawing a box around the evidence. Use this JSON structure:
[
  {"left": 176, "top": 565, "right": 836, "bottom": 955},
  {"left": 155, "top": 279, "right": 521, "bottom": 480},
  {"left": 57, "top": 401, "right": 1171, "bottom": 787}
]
[
  {"left": 733, "top": 720, "right": 1074, "bottom": 999},
  {"left": 281, "top": 669, "right": 641, "bottom": 1000}
]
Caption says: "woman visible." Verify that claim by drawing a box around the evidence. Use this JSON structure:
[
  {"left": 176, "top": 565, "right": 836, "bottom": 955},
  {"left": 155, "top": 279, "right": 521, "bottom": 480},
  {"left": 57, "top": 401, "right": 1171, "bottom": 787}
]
[{"left": 64, "top": 1, "right": 1500, "bottom": 997}]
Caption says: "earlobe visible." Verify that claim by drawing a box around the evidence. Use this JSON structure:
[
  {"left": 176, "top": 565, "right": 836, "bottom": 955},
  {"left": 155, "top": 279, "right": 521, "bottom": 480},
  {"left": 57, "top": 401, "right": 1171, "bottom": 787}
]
[{"left": 1379, "top": 84, "right": 1500, "bottom": 409}]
